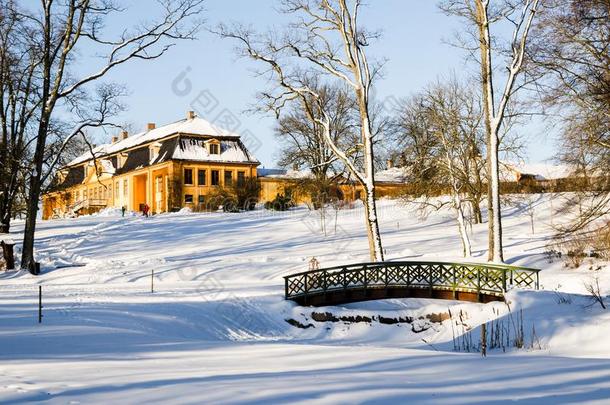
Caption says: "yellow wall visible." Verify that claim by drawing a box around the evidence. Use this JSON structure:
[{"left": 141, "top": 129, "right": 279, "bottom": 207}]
[
  {"left": 42, "top": 160, "right": 259, "bottom": 219},
  {"left": 258, "top": 178, "right": 406, "bottom": 205},
  {"left": 178, "top": 162, "right": 257, "bottom": 208}
]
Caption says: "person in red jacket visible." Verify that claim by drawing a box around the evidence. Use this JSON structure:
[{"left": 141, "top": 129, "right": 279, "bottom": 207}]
[{"left": 143, "top": 203, "right": 150, "bottom": 218}]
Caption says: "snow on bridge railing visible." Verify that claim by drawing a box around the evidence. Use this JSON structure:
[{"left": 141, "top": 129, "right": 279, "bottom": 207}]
[{"left": 283, "top": 261, "right": 540, "bottom": 306}]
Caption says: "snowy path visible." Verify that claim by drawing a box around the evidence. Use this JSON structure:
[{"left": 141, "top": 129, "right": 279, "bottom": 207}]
[{"left": 1, "top": 197, "right": 609, "bottom": 403}]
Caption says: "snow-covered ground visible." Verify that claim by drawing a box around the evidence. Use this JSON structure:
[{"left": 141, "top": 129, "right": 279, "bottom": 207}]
[{"left": 1, "top": 196, "right": 609, "bottom": 404}]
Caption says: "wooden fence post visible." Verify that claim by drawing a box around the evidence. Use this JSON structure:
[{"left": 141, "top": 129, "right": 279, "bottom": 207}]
[{"left": 38, "top": 286, "right": 43, "bottom": 323}]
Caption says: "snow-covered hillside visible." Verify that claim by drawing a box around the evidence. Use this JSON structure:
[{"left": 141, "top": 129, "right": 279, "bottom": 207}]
[{"left": 1, "top": 196, "right": 609, "bottom": 403}]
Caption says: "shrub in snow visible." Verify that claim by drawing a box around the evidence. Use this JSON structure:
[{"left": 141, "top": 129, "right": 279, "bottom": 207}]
[
  {"left": 205, "top": 188, "right": 238, "bottom": 212},
  {"left": 203, "top": 178, "right": 260, "bottom": 212},
  {"left": 552, "top": 223, "right": 610, "bottom": 268},
  {"left": 264, "top": 193, "right": 295, "bottom": 211},
  {"left": 232, "top": 177, "right": 260, "bottom": 211}
]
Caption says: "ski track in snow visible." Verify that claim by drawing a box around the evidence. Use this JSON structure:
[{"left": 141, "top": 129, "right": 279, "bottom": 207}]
[{"left": 0, "top": 196, "right": 609, "bottom": 404}]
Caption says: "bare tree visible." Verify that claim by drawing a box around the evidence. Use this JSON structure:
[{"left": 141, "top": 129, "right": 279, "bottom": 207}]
[
  {"left": 532, "top": 0, "right": 610, "bottom": 235},
  {"left": 218, "top": 0, "right": 386, "bottom": 261},
  {"left": 440, "top": 0, "right": 542, "bottom": 262},
  {"left": 274, "top": 79, "right": 358, "bottom": 180},
  {"left": 15, "top": 0, "right": 203, "bottom": 272},
  {"left": 393, "top": 78, "right": 487, "bottom": 225},
  {"left": 395, "top": 79, "right": 487, "bottom": 257},
  {"left": 0, "top": 1, "right": 41, "bottom": 234}
]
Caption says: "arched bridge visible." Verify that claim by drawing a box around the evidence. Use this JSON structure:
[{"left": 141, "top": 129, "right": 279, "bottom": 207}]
[{"left": 284, "top": 261, "right": 540, "bottom": 306}]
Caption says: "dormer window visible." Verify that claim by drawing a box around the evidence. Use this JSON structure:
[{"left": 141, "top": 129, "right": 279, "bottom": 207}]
[
  {"left": 117, "top": 153, "right": 127, "bottom": 169},
  {"left": 149, "top": 143, "right": 161, "bottom": 162},
  {"left": 86, "top": 162, "right": 96, "bottom": 178},
  {"left": 208, "top": 140, "right": 220, "bottom": 155},
  {"left": 58, "top": 169, "right": 68, "bottom": 183}
]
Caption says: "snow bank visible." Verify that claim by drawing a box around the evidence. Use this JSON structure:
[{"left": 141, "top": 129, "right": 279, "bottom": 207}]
[{"left": 1, "top": 195, "right": 610, "bottom": 403}]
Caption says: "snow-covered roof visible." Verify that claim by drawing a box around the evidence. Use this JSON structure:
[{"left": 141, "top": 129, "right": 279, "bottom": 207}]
[
  {"left": 172, "top": 138, "right": 257, "bottom": 163},
  {"left": 501, "top": 162, "right": 574, "bottom": 181},
  {"left": 258, "top": 167, "right": 411, "bottom": 184},
  {"left": 97, "top": 159, "right": 116, "bottom": 175},
  {"left": 258, "top": 168, "right": 313, "bottom": 180},
  {"left": 374, "top": 167, "right": 411, "bottom": 183},
  {"left": 67, "top": 115, "right": 245, "bottom": 167}
]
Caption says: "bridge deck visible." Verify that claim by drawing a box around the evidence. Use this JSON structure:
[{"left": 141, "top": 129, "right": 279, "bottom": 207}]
[{"left": 284, "top": 261, "right": 540, "bottom": 306}]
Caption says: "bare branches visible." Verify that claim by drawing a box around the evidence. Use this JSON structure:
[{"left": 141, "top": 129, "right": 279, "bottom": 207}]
[
  {"left": 217, "top": 0, "right": 385, "bottom": 261},
  {"left": 494, "top": 0, "right": 540, "bottom": 129},
  {"left": 12, "top": 0, "right": 204, "bottom": 271},
  {"left": 58, "top": 0, "right": 204, "bottom": 99},
  {"left": 392, "top": 78, "right": 486, "bottom": 256},
  {"left": 41, "top": 83, "right": 126, "bottom": 185},
  {"left": 531, "top": 1, "right": 610, "bottom": 237},
  {"left": 274, "top": 78, "right": 359, "bottom": 180},
  {"left": 441, "top": 0, "right": 542, "bottom": 262},
  {"left": 584, "top": 276, "right": 607, "bottom": 310},
  {"left": 0, "top": 0, "right": 44, "bottom": 232}
]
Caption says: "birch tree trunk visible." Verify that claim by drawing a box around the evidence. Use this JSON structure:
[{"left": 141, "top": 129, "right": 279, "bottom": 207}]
[
  {"left": 360, "top": 101, "right": 384, "bottom": 261},
  {"left": 453, "top": 192, "right": 472, "bottom": 257},
  {"left": 445, "top": 144, "right": 472, "bottom": 258},
  {"left": 362, "top": 175, "right": 384, "bottom": 261},
  {"left": 472, "top": 0, "right": 540, "bottom": 263},
  {"left": 475, "top": 0, "right": 498, "bottom": 261}
]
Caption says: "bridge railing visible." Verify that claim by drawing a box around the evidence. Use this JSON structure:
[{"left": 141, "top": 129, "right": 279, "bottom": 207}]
[{"left": 284, "top": 261, "right": 540, "bottom": 302}]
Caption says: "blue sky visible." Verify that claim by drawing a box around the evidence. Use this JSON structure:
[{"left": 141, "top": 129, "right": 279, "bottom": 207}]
[{"left": 92, "top": 0, "right": 556, "bottom": 167}]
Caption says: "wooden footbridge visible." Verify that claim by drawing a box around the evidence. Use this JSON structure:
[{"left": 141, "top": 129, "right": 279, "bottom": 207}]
[{"left": 284, "top": 261, "right": 540, "bottom": 306}]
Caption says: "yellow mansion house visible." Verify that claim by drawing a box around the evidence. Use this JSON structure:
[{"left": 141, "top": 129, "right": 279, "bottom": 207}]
[
  {"left": 42, "top": 111, "right": 442, "bottom": 219},
  {"left": 43, "top": 111, "right": 260, "bottom": 219}
]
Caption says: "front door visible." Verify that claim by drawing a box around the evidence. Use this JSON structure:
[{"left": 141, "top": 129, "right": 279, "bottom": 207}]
[{"left": 155, "top": 175, "right": 164, "bottom": 213}]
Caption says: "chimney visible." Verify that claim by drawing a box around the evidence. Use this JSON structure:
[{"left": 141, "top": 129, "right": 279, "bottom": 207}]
[
  {"left": 121, "top": 130, "right": 129, "bottom": 140},
  {"left": 386, "top": 158, "right": 394, "bottom": 169},
  {"left": 186, "top": 110, "right": 196, "bottom": 120},
  {"left": 147, "top": 122, "right": 156, "bottom": 130},
  {"left": 111, "top": 136, "right": 118, "bottom": 144}
]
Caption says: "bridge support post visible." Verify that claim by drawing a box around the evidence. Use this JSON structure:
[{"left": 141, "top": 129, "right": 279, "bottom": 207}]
[
  {"left": 363, "top": 265, "right": 368, "bottom": 299},
  {"left": 452, "top": 265, "right": 457, "bottom": 300},
  {"left": 477, "top": 267, "right": 482, "bottom": 303},
  {"left": 284, "top": 277, "right": 289, "bottom": 300},
  {"left": 428, "top": 265, "right": 434, "bottom": 298}
]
